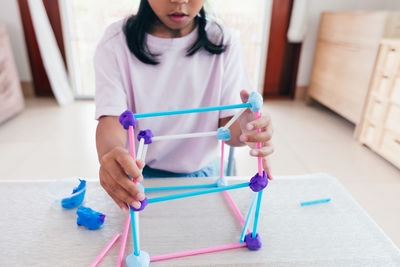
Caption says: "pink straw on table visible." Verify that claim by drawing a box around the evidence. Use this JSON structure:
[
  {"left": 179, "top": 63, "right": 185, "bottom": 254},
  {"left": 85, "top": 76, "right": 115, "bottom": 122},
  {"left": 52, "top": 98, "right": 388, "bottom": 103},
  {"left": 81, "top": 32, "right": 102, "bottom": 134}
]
[
  {"left": 117, "top": 214, "right": 131, "bottom": 267},
  {"left": 150, "top": 242, "right": 247, "bottom": 262},
  {"left": 90, "top": 233, "right": 121, "bottom": 267},
  {"left": 255, "top": 111, "right": 262, "bottom": 176}
]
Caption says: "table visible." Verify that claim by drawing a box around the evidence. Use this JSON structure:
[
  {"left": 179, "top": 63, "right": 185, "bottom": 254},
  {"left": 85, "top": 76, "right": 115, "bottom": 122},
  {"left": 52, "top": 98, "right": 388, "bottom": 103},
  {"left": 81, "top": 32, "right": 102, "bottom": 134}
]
[{"left": 1, "top": 174, "right": 399, "bottom": 266}]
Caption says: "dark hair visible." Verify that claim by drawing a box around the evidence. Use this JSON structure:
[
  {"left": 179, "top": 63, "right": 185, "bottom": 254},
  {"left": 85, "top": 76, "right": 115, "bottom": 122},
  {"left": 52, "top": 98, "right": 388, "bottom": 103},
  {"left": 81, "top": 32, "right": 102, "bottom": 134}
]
[{"left": 123, "top": 0, "right": 226, "bottom": 65}]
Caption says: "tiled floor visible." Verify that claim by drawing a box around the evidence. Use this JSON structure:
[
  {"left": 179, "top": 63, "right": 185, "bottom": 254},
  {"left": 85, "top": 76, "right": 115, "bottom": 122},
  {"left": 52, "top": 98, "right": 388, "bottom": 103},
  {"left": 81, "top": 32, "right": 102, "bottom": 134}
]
[{"left": 1, "top": 98, "right": 399, "bottom": 247}]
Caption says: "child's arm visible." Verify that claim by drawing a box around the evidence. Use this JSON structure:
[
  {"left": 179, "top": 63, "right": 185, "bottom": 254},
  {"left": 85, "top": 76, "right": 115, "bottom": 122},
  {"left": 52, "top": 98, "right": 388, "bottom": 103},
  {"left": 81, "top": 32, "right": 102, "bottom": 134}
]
[
  {"left": 96, "top": 116, "right": 145, "bottom": 212},
  {"left": 219, "top": 90, "right": 274, "bottom": 178}
]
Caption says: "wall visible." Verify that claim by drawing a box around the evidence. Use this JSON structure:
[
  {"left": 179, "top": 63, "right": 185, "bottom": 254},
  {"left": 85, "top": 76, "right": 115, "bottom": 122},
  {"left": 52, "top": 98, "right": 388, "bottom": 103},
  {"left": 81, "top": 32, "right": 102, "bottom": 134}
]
[
  {"left": 297, "top": 0, "right": 400, "bottom": 87},
  {"left": 0, "top": 0, "right": 32, "bottom": 81}
]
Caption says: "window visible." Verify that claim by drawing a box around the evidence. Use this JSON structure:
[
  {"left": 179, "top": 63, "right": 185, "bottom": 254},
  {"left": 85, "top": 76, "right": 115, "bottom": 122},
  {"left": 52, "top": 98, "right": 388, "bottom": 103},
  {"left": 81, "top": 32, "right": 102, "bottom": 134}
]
[{"left": 62, "top": 0, "right": 270, "bottom": 97}]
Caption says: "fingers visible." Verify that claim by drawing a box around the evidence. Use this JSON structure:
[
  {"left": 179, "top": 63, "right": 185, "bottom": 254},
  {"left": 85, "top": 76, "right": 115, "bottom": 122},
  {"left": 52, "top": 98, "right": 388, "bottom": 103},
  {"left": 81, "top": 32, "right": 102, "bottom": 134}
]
[
  {"left": 249, "top": 142, "right": 274, "bottom": 157},
  {"left": 262, "top": 157, "right": 273, "bottom": 180},
  {"left": 101, "top": 158, "right": 144, "bottom": 199},
  {"left": 100, "top": 168, "right": 142, "bottom": 211},
  {"left": 113, "top": 147, "right": 143, "bottom": 182},
  {"left": 246, "top": 113, "right": 271, "bottom": 131},
  {"left": 136, "top": 159, "right": 145, "bottom": 170},
  {"left": 240, "top": 127, "right": 273, "bottom": 143},
  {"left": 99, "top": 147, "right": 147, "bottom": 212}
]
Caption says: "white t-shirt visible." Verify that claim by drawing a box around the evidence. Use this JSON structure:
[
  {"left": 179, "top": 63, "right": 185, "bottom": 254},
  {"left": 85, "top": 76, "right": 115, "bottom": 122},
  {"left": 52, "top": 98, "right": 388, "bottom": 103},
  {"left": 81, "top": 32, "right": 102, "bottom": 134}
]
[{"left": 94, "top": 19, "right": 251, "bottom": 173}]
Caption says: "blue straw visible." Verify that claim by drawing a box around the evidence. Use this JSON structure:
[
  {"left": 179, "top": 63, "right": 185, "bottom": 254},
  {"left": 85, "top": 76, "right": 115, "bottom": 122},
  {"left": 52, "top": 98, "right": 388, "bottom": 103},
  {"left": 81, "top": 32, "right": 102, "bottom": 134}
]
[
  {"left": 144, "top": 183, "right": 218, "bottom": 192},
  {"left": 300, "top": 198, "right": 331, "bottom": 206},
  {"left": 147, "top": 182, "right": 249, "bottom": 204},
  {"left": 252, "top": 191, "right": 263, "bottom": 238},
  {"left": 134, "top": 103, "right": 251, "bottom": 119},
  {"left": 130, "top": 210, "right": 140, "bottom": 256},
  {"left": 240, "top": 193, "right": 258, "bottom": 243}
]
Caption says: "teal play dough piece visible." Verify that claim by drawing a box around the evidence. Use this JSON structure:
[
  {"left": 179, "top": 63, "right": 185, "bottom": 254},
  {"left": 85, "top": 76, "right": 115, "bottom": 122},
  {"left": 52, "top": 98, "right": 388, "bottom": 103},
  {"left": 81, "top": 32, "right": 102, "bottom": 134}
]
[
  {"left": 217, "top": 177, "right": 228, "bottom": 187},
  {"left": 126, "top": 251, "right": 150, "bottom": 267},
  {"left": 248, "top": 91, "right": 263, "bottom": 112},
  {"left": 216, "top": 127, "right": 231, "bottom": 141},
  {"left": 76, "top": 206, "right": 105, "bottom": 230},
  {"left": 61, "top": 179, "right": 86, "bottom": 209}
]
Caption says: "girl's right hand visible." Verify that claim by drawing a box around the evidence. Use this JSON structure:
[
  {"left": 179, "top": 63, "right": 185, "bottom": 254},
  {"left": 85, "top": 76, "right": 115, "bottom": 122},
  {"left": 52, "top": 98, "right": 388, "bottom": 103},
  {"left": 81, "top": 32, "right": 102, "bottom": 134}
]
[{"left": 99, "top": 146, "right": 146, "bottom": 212}]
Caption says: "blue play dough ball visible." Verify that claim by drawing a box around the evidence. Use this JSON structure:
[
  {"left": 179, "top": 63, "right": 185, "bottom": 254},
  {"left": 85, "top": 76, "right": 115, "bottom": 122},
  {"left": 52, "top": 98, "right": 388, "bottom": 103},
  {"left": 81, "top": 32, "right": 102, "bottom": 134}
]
[
  {"left": 126, "top": 251, "right": 150, "bottom": 267},
  {"left": 248, "top": 91, "right": 263, "bottom": 112},
  {"left": 61, "top": 179, "right": 86, "bottom": 209},
  {"left": 76, "top": 206, "right": 105, "bottom": 230},
  {"left": 217, "top": 127, "right": 231, "bottom": 141}
]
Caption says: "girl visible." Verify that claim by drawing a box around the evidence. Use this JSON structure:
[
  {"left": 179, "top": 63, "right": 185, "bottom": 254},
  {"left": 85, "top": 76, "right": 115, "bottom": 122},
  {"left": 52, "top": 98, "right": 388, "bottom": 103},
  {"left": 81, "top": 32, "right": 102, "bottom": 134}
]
[{"left": 95, "top": 0, "right": 274, "bottom": 212}]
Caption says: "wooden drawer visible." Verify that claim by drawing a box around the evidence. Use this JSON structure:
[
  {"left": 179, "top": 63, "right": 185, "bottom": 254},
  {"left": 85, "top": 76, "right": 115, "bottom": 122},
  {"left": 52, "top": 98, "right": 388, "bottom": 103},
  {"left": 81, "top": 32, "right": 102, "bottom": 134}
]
[
  {"left": 391, "top": 77, "right": 400, "bottom": 105},
  {"left": 380, "top": 131, "right": 400, "bottom": 167},
  {"left": 373, "top": 75, "right": 394, "bottom": 99},
  {"left": 381, "top": 46, "right": 400, "bottom": 76},
  {"left": 360, "top": 122, "right": 380, "bottom": 148},
  {"left": 385, "top": 104, "right": 400, "bottom": 133},
  {"left": 309, "top": 40, "right": 374, "bottom": 123},
  {"left": 318, "top": 12, "right": 387, "bottom": 47},
  {"left": 366, "top": 98, "right": 386, "bottom": 124}
]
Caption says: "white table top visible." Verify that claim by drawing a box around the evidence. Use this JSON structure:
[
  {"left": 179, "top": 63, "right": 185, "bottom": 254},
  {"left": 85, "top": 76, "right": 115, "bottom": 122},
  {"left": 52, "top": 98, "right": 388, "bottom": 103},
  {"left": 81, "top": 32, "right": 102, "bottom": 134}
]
[{"left": 0, "top": 174, "right": 399, "bottom": 267}]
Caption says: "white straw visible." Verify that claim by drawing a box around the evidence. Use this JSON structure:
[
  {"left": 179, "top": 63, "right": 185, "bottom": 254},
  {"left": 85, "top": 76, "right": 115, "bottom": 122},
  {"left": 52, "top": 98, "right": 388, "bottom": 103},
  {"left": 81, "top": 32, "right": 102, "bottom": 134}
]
[
  {"left": 141, "top": 145, "right": 149, "bottom": 161},
  {"left": 137, "top": 138, "right": 145, "bottom": 160},
  {"left": 152, "top": 131, "right": 217, "bottom": 142},
  {"left": 224, "top": 108, "right": 246, "bottom": 129}
]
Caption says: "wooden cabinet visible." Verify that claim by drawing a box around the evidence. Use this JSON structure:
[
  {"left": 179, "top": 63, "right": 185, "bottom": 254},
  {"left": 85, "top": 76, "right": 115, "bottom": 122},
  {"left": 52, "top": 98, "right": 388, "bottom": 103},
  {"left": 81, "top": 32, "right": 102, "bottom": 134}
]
[
  {"left": 0, "top": 23, "right": 24, "bottom": 124},
  {"left": 358, "top": 40, "right": 400, "bottom": 168},
  {"left": 308, "top": 12, "right": 400, "bottom": 125}
]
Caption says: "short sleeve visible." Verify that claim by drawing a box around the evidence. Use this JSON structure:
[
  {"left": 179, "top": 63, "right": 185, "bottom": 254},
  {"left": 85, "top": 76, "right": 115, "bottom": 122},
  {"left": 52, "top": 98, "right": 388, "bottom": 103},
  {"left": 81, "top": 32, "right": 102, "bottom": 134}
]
[
  {"left": 219, "top": 30, "right": 252, "bottom": 118},
  {"left": 94, "top": 40, "right": 128, "bottom": 120}
]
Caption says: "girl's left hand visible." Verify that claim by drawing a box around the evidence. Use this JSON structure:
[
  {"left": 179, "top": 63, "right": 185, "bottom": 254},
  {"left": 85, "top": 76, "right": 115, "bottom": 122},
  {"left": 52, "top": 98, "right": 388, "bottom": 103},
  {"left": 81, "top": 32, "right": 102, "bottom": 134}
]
[{"left": 238, "top": 90, "right": 274, "bottom": 179}]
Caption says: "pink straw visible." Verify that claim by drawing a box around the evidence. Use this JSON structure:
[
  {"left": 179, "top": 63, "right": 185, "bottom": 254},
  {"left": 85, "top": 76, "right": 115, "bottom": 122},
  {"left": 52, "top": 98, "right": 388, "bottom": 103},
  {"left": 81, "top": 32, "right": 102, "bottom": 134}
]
[
  {"left": 255, "top": 111, "right": 262, "bottom": 176},
  {"left": 150, "top": 242, "right": 247, "bottom": 262},
  {"left": 90, "top": 233, "right": 121, "bottom": 267},
  {"left": 220, "top": 141, "right": 225, "bottom": 179},
  {"left": 117, "top": 214, "right": 131, "bottom": 267},
  {"left": 219, "top": 141, "right": 248, "bottom": 231},
  {"left": 128, "top": 125, "right": 137, "bottom": 184},
  {"left": 222, "top": 191, "right": 248, "bottom": 232}
]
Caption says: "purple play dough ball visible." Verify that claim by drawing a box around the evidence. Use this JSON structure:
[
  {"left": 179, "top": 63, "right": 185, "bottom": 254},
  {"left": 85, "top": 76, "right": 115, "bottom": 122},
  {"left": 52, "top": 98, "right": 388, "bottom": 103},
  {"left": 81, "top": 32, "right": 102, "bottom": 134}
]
[
  {"left": 137, "top": 129, "right": 154, "bottom": 144},
  {"left": 130, "top": 197, "right": 148, "bottom": 211},
  {"left": 245, "top": 233, "right": 262, "bottom": 250},
  {"left": 119, "top": 110, "right": 136, "bottom": 130},
  {"left": 249, "top": 171, "right": 268, "bottom": 192}
]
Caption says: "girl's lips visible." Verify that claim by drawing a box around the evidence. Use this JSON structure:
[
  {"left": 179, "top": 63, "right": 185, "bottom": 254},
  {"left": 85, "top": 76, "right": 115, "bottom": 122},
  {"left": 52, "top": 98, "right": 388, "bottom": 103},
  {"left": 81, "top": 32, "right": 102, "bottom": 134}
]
[{"left": 168, "top": 13, "right": 188, "bottom": 23}]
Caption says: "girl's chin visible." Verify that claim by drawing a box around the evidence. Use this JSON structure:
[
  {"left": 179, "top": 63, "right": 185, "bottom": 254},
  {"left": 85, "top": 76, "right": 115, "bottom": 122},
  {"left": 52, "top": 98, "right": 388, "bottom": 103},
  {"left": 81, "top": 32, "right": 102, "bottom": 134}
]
[{"left": 164, "top": 22, "right": 194, "bottom": 32}]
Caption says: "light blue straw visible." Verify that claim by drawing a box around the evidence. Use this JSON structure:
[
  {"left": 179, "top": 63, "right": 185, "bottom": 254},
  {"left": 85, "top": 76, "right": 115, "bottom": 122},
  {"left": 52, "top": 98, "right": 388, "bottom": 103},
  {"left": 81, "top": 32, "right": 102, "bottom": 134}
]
[
  {"left": 252, "top": 191, "right": 263, "bottom": 238},
  {"left": 144, "top": 183, "right": 218, "bottom": 192},
  {"left": 147, "top": 182, "right": 249, "bottom": 204},
  {"left": 130, "top": 210, "right": 140, "bottom": 256},
  {"left": 240, "top": 193, "right": 258, "bottom": 243},
  {"left": 300, "top": 198, "right": 331, "bottom": 206},
  {"left": 134, "top": 103, "right": 251, "bottom": 119}
]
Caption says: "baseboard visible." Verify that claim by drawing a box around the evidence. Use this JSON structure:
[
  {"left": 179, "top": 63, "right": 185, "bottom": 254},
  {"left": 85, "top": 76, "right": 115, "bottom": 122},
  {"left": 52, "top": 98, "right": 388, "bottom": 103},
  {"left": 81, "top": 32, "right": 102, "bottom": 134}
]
[
  {"left": 295, "top": 86, "right": 308, "bottom": 100},
  {"left": 20, "top": 81, "right": 35, "bottom": 98}
]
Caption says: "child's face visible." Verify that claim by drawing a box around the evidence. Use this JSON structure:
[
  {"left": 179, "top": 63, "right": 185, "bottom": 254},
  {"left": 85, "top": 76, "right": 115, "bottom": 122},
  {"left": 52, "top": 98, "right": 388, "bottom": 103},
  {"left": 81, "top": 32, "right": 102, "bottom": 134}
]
[{"left": 148, "top": 0, "right": 204, "bottom": 33}]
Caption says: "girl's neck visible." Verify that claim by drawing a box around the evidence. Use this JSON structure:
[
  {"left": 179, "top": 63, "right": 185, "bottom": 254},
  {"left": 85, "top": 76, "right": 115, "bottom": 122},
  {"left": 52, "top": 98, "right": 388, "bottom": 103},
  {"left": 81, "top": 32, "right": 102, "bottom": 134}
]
[{"left": 148, "top": 19, "right": 197, "bottom": 38}]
